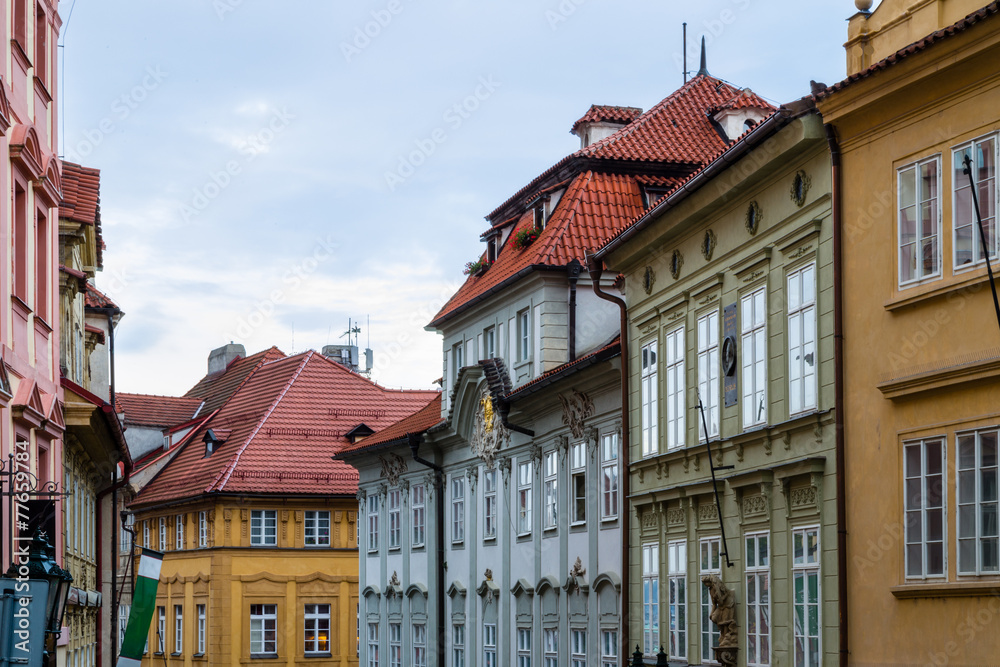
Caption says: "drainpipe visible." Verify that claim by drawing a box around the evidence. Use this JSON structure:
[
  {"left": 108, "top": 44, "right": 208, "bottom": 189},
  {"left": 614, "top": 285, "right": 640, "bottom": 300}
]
[
  {"left": 567, "top": 260, "right": 582, "bottom": 362},
  {"left": 96, "top": 464, "right": 130, "bottom": 667},
  {"left": 825, "top": 123, "right": 849, "bottom": 667},
  {"left": 586, "top": 254, "right": 630, "bottom": 660},
  {"left": 408, "top": 433, "right": 445, "bottom": 664},
  {"left": 495, "top": 399, "right": 534, "bottom": 437}
]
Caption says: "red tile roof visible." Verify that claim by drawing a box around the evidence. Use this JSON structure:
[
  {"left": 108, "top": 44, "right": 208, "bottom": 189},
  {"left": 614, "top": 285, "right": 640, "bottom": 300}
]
[
  {"left": 60, "top": 161, "right": 103, "bottom": 269},
  {"left": 84, "top": 323, "right": 106, "bottom": 345},
  {"left": 708, "top": 88, "right": 772, "bottom": 115},
  {"left": 184, "top": 346, "right": 286, "bottom": 415},
  {"left": 116, "top": 393, "right": 204, "bottom": 428},
  {"left": 335, "top": 394, "right": 443, "bottom": 458},
  {"left": 506, "top": 337, "right": 621, "bottom": 399},
  {"left": 570, "top": 105, "right": 643, "bottom": 133},
  {"left": 131, "top": 351, "right": 438, "bottom": 507},
  {"left": 85, "top": 283, "right": 119, "bottom": 310}
]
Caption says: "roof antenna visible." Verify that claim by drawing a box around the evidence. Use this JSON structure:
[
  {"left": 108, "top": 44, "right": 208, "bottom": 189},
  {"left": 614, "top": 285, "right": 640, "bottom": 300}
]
[
  {"left": 683, "top": 22, "right": 688, "bottom": 84},
  {"left": 697, "top": 36, "right": 710, "bottom": 77}
]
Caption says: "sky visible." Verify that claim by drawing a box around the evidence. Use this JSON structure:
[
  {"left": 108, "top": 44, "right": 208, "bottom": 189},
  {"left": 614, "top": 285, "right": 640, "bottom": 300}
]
[{"left": 58, "top": 0, "right": 860, "bottom": 397}]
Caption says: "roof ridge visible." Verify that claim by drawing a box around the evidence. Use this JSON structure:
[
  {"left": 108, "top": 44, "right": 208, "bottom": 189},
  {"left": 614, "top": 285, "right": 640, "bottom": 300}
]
[{"left": 211, "top": 350, "right": 314, "bottom": 493}]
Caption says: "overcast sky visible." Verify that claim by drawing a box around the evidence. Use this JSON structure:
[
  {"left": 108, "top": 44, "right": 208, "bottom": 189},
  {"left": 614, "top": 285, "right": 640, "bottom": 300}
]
[{"left": 58, "top": 0, "right": 860, "bottom": 396}]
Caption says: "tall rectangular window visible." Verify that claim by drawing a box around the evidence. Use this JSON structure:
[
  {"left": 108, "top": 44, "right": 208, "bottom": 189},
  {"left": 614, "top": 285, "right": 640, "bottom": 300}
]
[
  {"left": 159, "top": 517, "right": 167, "bottom": 550},
  {"left": 544, "top": 451, "right": 558, "bottom": 530},
  {"left": 898, "top": 156, "right": 941, "bottom": 285},
  {"left": 641, "top": 340, "right": 659, "bottom": 457},
  {"left": 34, "top": 5, "right": 46, "bottom": 86},
  {"left": 483, "top": 623, "right": 497, "bottom": 667},
  {"left": 517, "top": 628, "right": 531, "bottom": 667},
  {"left": 787, "top": 263, "right": 817, "bottom": 415},
  {"left": 543, "top": 628, "right": 558, "bottom": 667},
  {"left": 198, "top": 511, "right": 208, "bottom": 548},
  {"left": 484, "top": 469, "right": 497, "bottom": 539},
  {"left": 571, "top": 628, "right": 586, "bottom": 667},
  {"left": 175, "top": 515, "right": 184, "bottom": 550},
  {"left": 667, "top": 540, "right": 687, "bottom": 660},
  {"left": 388, "top": 622, "right": 401, "bottom": 667},
  {"left": 904, "top": 437, "right": 946, "bottom": 577},
  {"left": 954, "top": 137, "right": 998, "bottom": 268},
  {"left": 143, "top": 520, "right": 150, "bottom": 549},
  {"left": 518, "top": 309, "right": 531, "bottom": 361},
  {"left": 601, "top": 630, "right": 618, "bottom": 667},
  {"left": 571, "top": 443, "right": 586, "bottom": 524},
  {"left": 156, "top": 606, "right": 165, "bottom": 653},
  {"left": 601, "top": 433, "right": 619, "bottom": 520},
  {"left": 367, "top": 495, "right": 379, "bottom": 552},
  {"left": 119, "top": 605, "right": 130, "bottom": 651},
  {"left": 35, "top": 211, "right": 47, "bottom": 316},
  {"left": 453, "top": 343, "right": 464, "bottom": 384},
  {"left": 642, "top": 543, "right": 660, "bottom": 655},
  {"left": 484, "top": 326, "right": 496, "bottom": 359},
  {"left": 958, "top": 429, "right": 998, "bottom": 574},
  {"left": 741, "top": 287, "right": 767, "bottom": 428},
  {"left": 249, "top": 604, "right": 277, "bottom": 656},
  {"left": 121, "top": 513, "right": 134, "bottom": 552},
  {"left": 412, "top": 484, "right": 425, "bottom": 547},
  {"left": 792, "top": 527, "right": 820, "bottom": 667},
  {"left": 746, "top": 532, "right": 770, "bottom": 666},
  {"left": 296, "top": 604, "right": 327, "bottom": 656},
  {"left": 697, "top": 310, "right": 720, "bottom": 439},
  {"left": 413, "top": 623, "right": 427, "bottom": 667},
  {"left": 453, "top": 624, "right": 465, "bottom": 667},
  {"left": 250, "top": 510, "right": 277, "bottom": 546},
  {"left": 388, "top": 490, "right": 401, "bottom": 549},
  {"left": 700, "top": 537, "right": 721, "bottom": 663},
  {"left": 518, "top": 462, "right": 533, "bottom": 535},
  {"left": 452, "top": 477, "right": 465, "bottom": 543},
  {"left": 305, "top": 510, "right": 331, "bottom": 547},
  {"left": 196, "top": 605, "right": 206, "bottom": 654},
  {"left": 174, "top": 605, "right": 183, "bottom": 653},
  {"left": 665, "top": 327, "right": 685, "bottom": 450},
  {"left": 367, "top": 623, "right": 379, "bottom": 667}
]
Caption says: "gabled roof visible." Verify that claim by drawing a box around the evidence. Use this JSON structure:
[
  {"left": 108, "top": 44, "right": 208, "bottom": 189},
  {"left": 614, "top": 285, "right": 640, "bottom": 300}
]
[
  {"left": 116, "top": 393, "right": 204, "bottom": 429},
  {"left": 506, "top": 336, "right": 621, "bottom": 400},
  {"left": 85, "top": 283, "right": 118, "bottom": 310},
  {"left": 60, "top": 161, "right": 103, "bottom": 269},
  {"left": 570, "top": 105, "right": 643, "bottom": 133},
  {"left": 132, "top": 351, "right": 438, "bottom": 507},
  {"left": 334, "top": 394, "right": 443, "bottom": 458},
  {"left": 184, "top": 346, "right": 286, "bottom": 415}
]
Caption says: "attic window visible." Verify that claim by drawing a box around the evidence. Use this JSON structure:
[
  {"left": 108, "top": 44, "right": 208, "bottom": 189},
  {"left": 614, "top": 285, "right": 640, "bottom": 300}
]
[
  {"left": 203, "top": 429, "right": 223, "bottom": 457},
  {"left": 487, "top": 237, "right": 498, "bottom": 263},
  {"left": 744, "top": 119, "right": 757, "bottom": 131},
  {"left": 534, "top": 205, "right": 545, "bottom": 230}
]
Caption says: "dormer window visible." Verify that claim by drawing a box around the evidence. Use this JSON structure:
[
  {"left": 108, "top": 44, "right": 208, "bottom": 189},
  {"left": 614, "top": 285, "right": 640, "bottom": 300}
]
[
  {"left": 346, "top": 423, "right": 376, "bottom": 445},
  {"left": 487, "top": 236, "right": 498, "bottom": 263},
  {"left": 203, "top": 428, "right": 229, "bottom": 457},
  {"left": 534, "top": 205, "right": 545, "bottom": 230}
]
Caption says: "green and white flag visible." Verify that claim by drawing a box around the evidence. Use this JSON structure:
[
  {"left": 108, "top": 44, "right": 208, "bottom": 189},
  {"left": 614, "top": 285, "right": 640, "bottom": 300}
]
[{"left": 117, "top": 549, "right": 163, "bottom": 667}]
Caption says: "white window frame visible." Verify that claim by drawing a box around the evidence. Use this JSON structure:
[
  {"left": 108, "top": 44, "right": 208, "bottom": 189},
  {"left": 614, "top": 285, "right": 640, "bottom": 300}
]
[
  {"left": 518, "top": 309, "right": 531, "bottom": 362},
  {"left": 517, "top": 628, "right": 532, "bottom": 667},
  {"left": 543, "top": 628, "right": 557, "bottom": 667},
  {"left": 667, "top": 539, "right": 687, "bottom": 660},
  {"left": 367, "top": 495, "right": 379, "bottom": 552},
  {"left": 904, "top": 437, "right": 947, "bottom": 578},
  {"left": 897, "top": 155, "right": 942, "bottom": 286},
  {"left": 700, "top": 536, "right": 721, "bottom": 664},
  {"left": 388, "top": 622, "right": 401, "bottom": 667},
  {"left": 641, "top": 339, "right": 659, "bottom": 457},
  {"left": 697, "top": 310, "right": 720, "bottom": 439},
  {"left": 453, "top": 623, "right": 465, "bottom": 667},
  {"left": 544, "top": 451, "right": 558, "bottom": 530},
  {"left": 953, "top": 136, "right": 998, "bottom": 271},
  {"left": 484, "top": 469, "right": 497, "bottom": 539},
  {"left": 452, "top": 342, "right": 464, "bottom": 384},
  {"left": 143, "top": 520, "right": 150, "bottom": 549},
  {"left": 412, "top": 484, "right": 425, "bottom": 547},
  {"left": 791, "top": 526, "right": 821, "bottom": 667},
  {"left": 250, "top": 510, "right": 277, "bottom": 547},
  {"left": 156, "top": 606, "right": 165, "bottom": 653},
  {"left": 601, "top": 629, "right": 618, "bottom": 667},
  {"left": 119, "top": 604, "right": 130, "bottom": 651},
  {"left": 367, "top": 622, "right": 379, "bottom": 667},
  {"left": 642, "top": 542, "right": 660, "bottom": 655},
  {"left": 413, "top": 623, "right": 427, "bottom": 667},
  {"left": 175, "top": 515, "right": 184, "bottom": 550},
  {"left": 304, "top": 604, "right": 330, "bottom": 655},
  {"left": 665, "top": 326, "right": 685, "bottom": 451},
  {"left": 484, "top": 326, "right": 496, "bottom": 359},
  {"left": 571, "top": 627, "right": 586, "bottom": 667},
  {"left": 388, "top": 490, "right": 401, "bottom": 549},
  {"left": 787, "top": 263, "right": 817, "bottom": 415},
  {"left": 483, "top": 623, "right": 497, "bottom": 667},
  {"left": 159, "top": 517, "right": 166, "bottom": 550},
  {"left": 174, "top": 605, "right": 183, "bottom": 653},
  {"left": 305, "top": 510, "right": 331, "bottom": 547},
  {"left": 452, "top": 476, "right": 465, "bottom": 544},
  {"left": 196, "top": 604, "right": 206, "bottom": 654},
  {"left": 518, "top": 461, "right": 533, "bottom": 536},
  {"left": 741, "top": 286, "right": 767, "bottom": 429},
  {"left": 569, "top": 442, "right": 586, "bottom": 525},
  {"left": 120, "top": 513, "right": 134, "bottom": 552},
  {"left": 249, "top": 604, "right": 277, "bottom": 656},
  {"left": 957, "top": 428, "right": 998, "bottom": 575},
  {"left": 601, "top": 433, "right": 619, "bottom": 521},
  {"left": 745, "top": 532, "right": 770, "bottom": 667},
  {"left": 198, "top": 511, "right": 208, "bottom": 548}
]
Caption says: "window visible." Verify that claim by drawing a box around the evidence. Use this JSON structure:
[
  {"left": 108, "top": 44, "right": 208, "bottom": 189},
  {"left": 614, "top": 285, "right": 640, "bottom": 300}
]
[
  {"left": 412, "top": 623, "right": 427, "bottom": 667},
  {"left": 367, "top": 495, "right": 379, "bottom": 552},
  {"left": 453, "top": 624, "right": 465, "bottom": 667},
  {"left": 787, "top": 263, "right": 817, "bottom": 415},
  {"left": 303, "top": 510, "right": 330, "bottom": 547},
  {"left": 119, "top": 605, "right": 130, "bottom": 651},
  {"left": 518, "top": 309, "right": 531, "bottom": 361},
  {"left": 741, "top": 287, "right": 767, "bottom": 428},
  {"left": 518, "top": 462, "right": 533, "bottom": 535},
  {"left": 746, "top": 533, "right": 770, "bottom": 666},
  {"left": 174, "top": 605, "right": 183, "bottom": 653},
  {"left": 954, "top": 137, "right": 998, "bottom": 268},
  {"left": 412, "top": 484, "right": 425, "bottom": 547},
  {"left": 792, "top": 527, "right": 820, "bottom": 667},
  {"left": 571, "top": 628, "right": 586, "bottom": 667},
  {"left": 120, "top": 513, "right": 134, "bottom": 552},
  {"left": 697, "top": 310, "right": 720, "bottom": 439},
  {"left": 388, "top": 491, "right": 401, "bottom": 549},
  {"left": 484, "top": 469, "right": 497, "bottom": 539},
  {"left": 517, "top": 628, "right": 532, "bottom": 667},
  {"left": 601, "top": 433, "right": 619, "bottom": 520},
  {"left": 34, "top": 5, "right": 47, "bottom": 86},
  {"left": 198, "top": 511, "right": 208, "bottom": 548},
  {"left": 452, "top": 477, "right": 465, "bottom": 543},
  {"left": 175, "top": 515, "right": 184, "bottom": 550},
  {"left": 159, "top": 517, "right": 167, "bottom": 550},
  {"left": 544, "top": 451, "right": 558, "bottom": 530},
  {"left": 143, "top": 520, "right": 150, "bottom": 549},
  {"left": 196, "top": 605, "right": 206, "bottom": 654},
  {"left": 601, "top": 630, "right": 618, "bottom": 667},
  {"left": 388, "top": 622, "right": 401, "bottom": 667},
  {"left": 484, "top": 326, "right": 496, "bottom": 359},
  {"left": 156, "top": 606, "right": 165, "bottom": 653},
  {"left": 904, "top": 437, "right": 946, "bottom": 578},
  {"left": 667, "top": 540, "right": 687, "bottom": 660},
  {"left": 665, "top": 327, "right": 685, "bottom": 450},
  {"left": 898, "top": 156, "right": 941, "bottom": 285},
  {"left": 958, "top": 428, "right": 998, "bottom": 574},
  {"left": 700, "top": 537, "right": 722, "bottom": 663},
  {"left": 250, "top": 510, "right": 277, "bottom": 546},
  {"left": 571, "top": 443, "right": 586, "bottom": 524},
  {"left": 543, "top": 628, "right": 558, "bottom": 667},
  {"left": 35, "top": 210, "right": 47, "bottom": 315},
  {"left": 642, "top": 543, "right": 660, "bottom": 655},
  {"left": 249, "top": 604, "right": 277, "bottom": 656},
  {"left": 303, "top": 604, "right": 330, "bottom": 655},
  {"left": 641, "top": 340, "right": 659, "bottom": 457},
  {"left": 367, "top": 623, "right": 379, "bottom": 667},
  {"left": 483, "top": 623, "right": 497, "bottom": 667},
  {"left": 453, "top": 343, "right": 464, "bottom": 382}
]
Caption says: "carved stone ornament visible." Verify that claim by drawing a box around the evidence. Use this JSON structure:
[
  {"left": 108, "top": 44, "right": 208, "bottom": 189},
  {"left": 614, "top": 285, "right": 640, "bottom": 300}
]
[
  {"left": 471, "top": 390, "right": 509, "bottom": 469},
  {"left": 559, "top": 390, "right": 594, "bottom": 439},
  {"left": 702, "top": 229, "right": 717, "bottom": 261},
  {"left": 702, "top": 574, "right": 738, "bottom": 648},
  {"left": 670, "top": 249, "right": 684, "bottom": 280},
  {"left": 389, "top": 570, "right": 400, "bottom": 589},
  {"left": 791, "top": 486, "right": 818, "bottom": 507},
  {"left": 642, "top": 265, "right": 655, "bottom": 294},
  {"left": 378, "top": 453, "right": 408, "bottom": 487},
  {"left": 568, "top": 557, "right": 587, "bottom": 595},
  {"left": 484, "top": 569, "right": 495, "bottom": 604},
  {"left": 699, "top": 502, "right": 719, "bottom": 524},
  {"left": 745, "top": 201, "right": 762, "bottom": 235},
  {"left": 667, "top": 508, "right": 685, "bottom": 525},
  {"left": 790, "top": 170, "right": 812, "bottom": 207},
  {"left": 743, "top": 494, "right": 767, "bottom": 516},
  {"left": 484, "top": 568, "right": 493, "bottom": 581}
]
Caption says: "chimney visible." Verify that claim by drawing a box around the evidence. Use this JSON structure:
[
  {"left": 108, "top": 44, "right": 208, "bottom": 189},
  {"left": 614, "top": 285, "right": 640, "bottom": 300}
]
[{"left": 208, "top": 342, "right": 246, "bottom": 375}]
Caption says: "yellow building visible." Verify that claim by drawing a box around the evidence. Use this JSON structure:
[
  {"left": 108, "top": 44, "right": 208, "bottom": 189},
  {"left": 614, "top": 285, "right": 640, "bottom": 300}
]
[{"left": 816, "top": 1, "right": 1000, "bottom": 664}]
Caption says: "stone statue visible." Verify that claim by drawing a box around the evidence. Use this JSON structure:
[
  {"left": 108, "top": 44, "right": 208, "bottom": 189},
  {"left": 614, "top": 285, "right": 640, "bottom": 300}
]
[{"left": 702, "top": 574, "right": 738, "bottom": 648}]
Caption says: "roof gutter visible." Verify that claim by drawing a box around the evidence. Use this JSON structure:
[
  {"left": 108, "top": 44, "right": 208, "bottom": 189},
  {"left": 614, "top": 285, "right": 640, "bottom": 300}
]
[{"left": 407, "top": 433, "right": 446, "bottom": 666}]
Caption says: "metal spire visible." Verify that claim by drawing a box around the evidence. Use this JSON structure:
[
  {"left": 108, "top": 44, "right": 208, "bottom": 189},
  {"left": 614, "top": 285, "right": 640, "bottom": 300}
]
[{"left": 697, "top": 36, "right": 709, "bottom": 76}]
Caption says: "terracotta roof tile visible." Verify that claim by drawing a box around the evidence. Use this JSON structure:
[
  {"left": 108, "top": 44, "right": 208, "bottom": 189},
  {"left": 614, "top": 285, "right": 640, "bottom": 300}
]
[
  {"left": 116, "top": 393, "right": 204, "bottom": 428},
  {"left": 506, "top": 337, "right": 621, "bottom": 399},
  {"left": 335, "top": 394, "right": 443, "bottom": 457},
  {"left": 570, "top": 105, "right": 643, "bottom": 133},
  {"left": 184, "top": 346, "right": 286, "bottom": 414},
  {"left": 60, "top": 161, "right": 103, "bottom": 268},
  {"left": 85, "top": 283, "right": 119, "bottom": 310}
]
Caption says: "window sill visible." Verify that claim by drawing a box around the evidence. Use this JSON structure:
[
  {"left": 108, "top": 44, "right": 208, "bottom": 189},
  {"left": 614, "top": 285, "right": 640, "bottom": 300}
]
[
  {"left": 249, "top": 654, "right": 279, "bottom": 660},
  {"left": 388, "top": 546, "right": 401, "bottom": 552},
  {"left": 411, "top": 544, "right": 425, "bottom": 551},
  {"left": 483, "top": 536, "right": 497, "bottom": 544},
  {"left": 600, "top": 516, "right": 618, "bottom": 527},
  {"left": 171, "top": 652, "right": 182, "bottom": 657},
  {"left": 516, "top": 532, "right": 532, "bottom": 542},
  {"left": 885, "top": 267, "right": 987, "bottom": 312},
  {"left": 890, "top": 580, "right": 1000, "bottom": 599},
  {"left": 543, "top": 526, "right": 557, "bottom": 534},
  {"left": 303, "top": 653, "right": 332, "bottom": 659},
  {"left": 304, "top": 544, "right": 331, "bottom": 549},
  {"left": 451, "top": 541, "right": 465, "bottom": 549},
  {"left": 570, "top": 521, "right": 587, "bottom": 533},
  {"left": 193, "top": 654, "right": 206, "bottom": 660}
]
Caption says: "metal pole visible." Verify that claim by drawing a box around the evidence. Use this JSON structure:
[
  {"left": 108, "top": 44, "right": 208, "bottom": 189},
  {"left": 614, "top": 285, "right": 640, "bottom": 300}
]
[
  {"left": 963, "top": 153, "right": 1000, "bottom": 336},
  {"left": 696, "top": 392, "right": 734, "bottom": 567}
]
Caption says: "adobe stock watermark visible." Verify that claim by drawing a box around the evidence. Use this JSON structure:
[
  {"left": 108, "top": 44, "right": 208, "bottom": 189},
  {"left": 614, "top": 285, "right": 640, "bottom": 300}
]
[
  {"left": 213, "top": 0, "right": 245, "bottom": 20},
  {"left": 341, "top": 0, "right": 413, "bottom": 62},
  {"left": 65, "top": 65, "right": 168, "bottom": 163},
  {"left": 545, "top": 0, "right": 587, "bottom": 30},
  {"left": 384, "top": 76, "right": 501, "bottom": 191},
  {"left": 178, "top": 107, "right": 294, "bottom": 222}
]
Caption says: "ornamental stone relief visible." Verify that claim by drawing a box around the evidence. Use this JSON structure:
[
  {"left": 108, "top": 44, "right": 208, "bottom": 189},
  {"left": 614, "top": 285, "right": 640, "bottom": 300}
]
[
  {"left": 640, "top": 511, "right": 658, "bottom": 532},
  {"left": 378, "top": 453, "right": 408, "bottom": 487},
  {"left": 471, "top": 390, "right": 509, "bottom": 469},
  {"left": 791, "top": 486, "right": 818, "bottom": 508},
  {"left": 698, "top": 502, "right": 719, "bottom": 524},
  {"left": 560, "top": 390, "right": 594, "bottom": 439},
  {"left": 743, "top": 494, "right": 767, "bottom": 516},
  {"left": 667, "top": 508, "right": 685, "bottom": 525}
]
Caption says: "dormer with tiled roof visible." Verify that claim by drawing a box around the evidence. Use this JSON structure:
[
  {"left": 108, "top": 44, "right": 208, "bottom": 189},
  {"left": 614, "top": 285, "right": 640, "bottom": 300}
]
[{"left": 570, "top": 104, "right": 643, "bottom": 149}]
